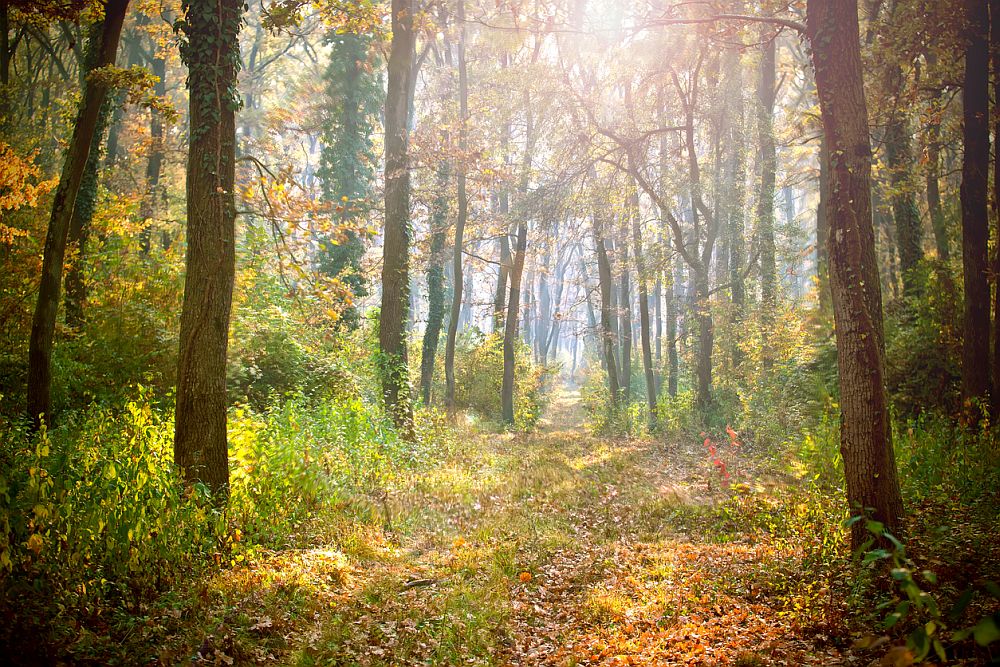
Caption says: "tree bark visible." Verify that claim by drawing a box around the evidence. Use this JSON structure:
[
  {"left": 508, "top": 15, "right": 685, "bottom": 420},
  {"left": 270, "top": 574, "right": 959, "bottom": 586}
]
[
  {"left": 960, "top": 0, "right": 991, "bottom": 411},
  {"left": 595, "top": 219, "right": 622, "bottom": 408},
  {"left": 445, "top": 0, "right": 468, "bottom": 414},
  {"left": 502, "top": 221, "right": 527, "bottom": 425},
  {"left": 633, "top": 195, "right": 658, "bottom": 430},
  {"left": 807, "top": 0, "right": 904, "bottom": 548},
  {"left": 173, "top": 0, "right": 243, "bottom": 496},
  {"left": 379, "top": 0, "right": 416, "bottom": 435},
  {"left": 757, "top": 32, "right": 778, "bottom": 316},
  {"left": 26, "top": 0, "right": 129, "bottom": 428},
  {"left": 420, "top": 158, "right": 449, "bottom": 405}
]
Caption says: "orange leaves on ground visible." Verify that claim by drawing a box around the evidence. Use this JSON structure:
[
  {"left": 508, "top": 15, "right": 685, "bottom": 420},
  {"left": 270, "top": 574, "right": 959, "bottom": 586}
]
[{"left": 519, "top": 571, "right": 533, "bottom": 583}]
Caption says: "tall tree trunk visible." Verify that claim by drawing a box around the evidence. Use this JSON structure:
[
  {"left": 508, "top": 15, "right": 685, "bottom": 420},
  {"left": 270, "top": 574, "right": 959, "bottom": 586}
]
[
  {"left": 445, "top": 0, "right": 468, "bottom": 414},
  {"left": 493, "top": 223, "right": 510, "bottom": 332},
  {"left": 618, "top": 225, "right": 632, "bottom": 401},
  {"left": 26, "top": 1, "right": 129, "bottom": 428},
  {"left": 807, "top": 0, "right": 904, "bottom": 548},
  {"left": 724, "top": 43, "right": 747, "bottom": 366},
  {"left": 595, "top": 221, "right": 622, "bottom": 407},
  {"left": 173, "top": 0, "right": 242, "bottom": 496},
  {"left": 633, "top": 198, "right": 657, "bottom": 430},
  {"left": 420, "top": 157, "right": 449, "bottom": 405},
  {"left": 960, "top": 0, "right": 991, "bottom": 411},
  {"left": 992, "top": 0, "right": 1000, "bottom": 417},
  {"left": 379, "top": 0, "right": 416, "bottom": 434},
  {"left": 757, "top": 31, "right": 777, "bottom": 369},
  {"left": 502, "top": 222, "right": 527, "bottom": 425},
  {"left": 666, "top": 251, "right": 679, "bottom": 397}
]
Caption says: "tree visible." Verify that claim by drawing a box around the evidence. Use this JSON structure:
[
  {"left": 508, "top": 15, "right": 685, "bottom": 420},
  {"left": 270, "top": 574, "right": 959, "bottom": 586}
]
[
  {"left": 444, "top": 0, "right": 468, "bottom": 414},
  {"left": 757, "top": 30, "right": 777, "bottom": 317},
  {"left": 317, "top": 31, "right": 382, "bottom": 328},
  {"left": 379, "top": 0, "right": 416, "bottom": 434},
  {"left": 960, "top": 0, "right": 990, "bottom": 413},
  {"left": 173, "top": 0, "right": 244, "bottom": 496},
  {"left": 420, "top": 155, "right": 449, "bottom": 405},
  {"left": 807, "top": 0, "right": 904, "bottom": 547},
  {"left": 26, "top": 0, "right": 129, "bottom": 429}
]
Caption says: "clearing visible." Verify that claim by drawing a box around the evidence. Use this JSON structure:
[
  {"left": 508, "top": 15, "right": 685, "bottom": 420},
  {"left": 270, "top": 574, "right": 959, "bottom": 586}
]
[{"left": 155, "top": 387, "right": 854, "bottom": 666}]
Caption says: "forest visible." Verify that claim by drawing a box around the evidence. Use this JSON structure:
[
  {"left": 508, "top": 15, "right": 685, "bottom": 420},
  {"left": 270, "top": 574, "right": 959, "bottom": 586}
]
[{"left": 1, "top": 0, "right": 1000, "bottom": 664}]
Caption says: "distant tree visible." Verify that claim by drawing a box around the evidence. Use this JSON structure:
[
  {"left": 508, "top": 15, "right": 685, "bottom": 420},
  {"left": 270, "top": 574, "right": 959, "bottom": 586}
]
[
  {"left": 317, "top": 31, "right": 382, "bottom": 329},
  {"left": 173, "top": 0, "right": 244, "bottom": 496}
]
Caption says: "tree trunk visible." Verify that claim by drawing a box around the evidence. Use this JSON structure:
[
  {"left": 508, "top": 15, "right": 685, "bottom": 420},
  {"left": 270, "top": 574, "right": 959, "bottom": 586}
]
[
  {"left": 757, "top": 32, "right": 778, "bottom": 316},
  {"left": 595, "top": 221, "right": 622, "bottom": 408},
  {"left": 924, "top": 74, "right": 950, "bottom": 263},
  {"left": 502, "top": 222, "right": 527, "bottom": 425},
  {"left": 379, "top": 0, "right": 416, "bottom": 435},
  {"left": 445, "top": 0, "right": 468, "bottom": 414},
  {"left": 493, "top": 223, "right": 510, "bottom": 332},
  {"left": 173, "top": 0, "right": 242, "bottom": 496},
  {"left": 618, "top": 232, "right": 632, "bottom": 402},
  {"left": 960, "top": 0, "right": 991, "bottom": 411},
  {"left": 807, "top": 0, "right": 904, "bottom": 548},
  {"left": 666, "top": 251, "right": 679, "bottom": 397},
  {"left": 992, "top": 1, "right": 1000, "bottom": 417},
  {"left": 633, "top": 198, "right": 657, "bottom": 430},
  {"left": 26, "top": 1, "right": 129, "bottom": 428},
  {"left": 420, "top": 158, "right": 449, "bottom": 405}
]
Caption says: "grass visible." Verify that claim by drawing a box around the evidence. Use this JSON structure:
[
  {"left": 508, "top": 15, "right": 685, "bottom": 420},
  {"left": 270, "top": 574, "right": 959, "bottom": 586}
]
[{"left": 30, "top": 387, "right": 999, "bottom": 665}]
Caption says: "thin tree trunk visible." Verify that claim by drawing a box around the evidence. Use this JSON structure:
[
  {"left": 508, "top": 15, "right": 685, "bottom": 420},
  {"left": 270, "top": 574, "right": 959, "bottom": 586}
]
[
  {"left": 960, "top": 0, "right": 991, "bottom": 411},
  {"left": 502, "top": 221, "right": 527, "bottom": 425},
  {"left": 617, "top": 222, "right": 632, "bottom": 402},
  {"left": 420, "top": 157, "right": 449, "bottom": 405},
  {"left": 26, "top": 1, "right": 129, "bottom": 428},
  {"left": 807, "top": 0, "right": 904, "bottom": 548},
  {"left": 444, "top": 0, "right": 467, "bottom": 413},
  {"left": 633, "top": 196, "right": 657, "bottom": 430},
  {"left": 596, "top": 220, "right": 622, "bottom": 407},
  {"left": 757, "top": 31, "right": 777, "bottom": 361},
  {"left": 379, "top": 0, "right": 416, "bottom": 435},
  {"left": 173, "top": 0, "right": 242, "bottom": 496}
]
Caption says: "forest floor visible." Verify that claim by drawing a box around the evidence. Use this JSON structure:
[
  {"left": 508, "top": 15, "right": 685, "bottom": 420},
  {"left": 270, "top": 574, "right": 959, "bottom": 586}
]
[{"left": 151, "top": 389, "right": 887, "bottom": 666}]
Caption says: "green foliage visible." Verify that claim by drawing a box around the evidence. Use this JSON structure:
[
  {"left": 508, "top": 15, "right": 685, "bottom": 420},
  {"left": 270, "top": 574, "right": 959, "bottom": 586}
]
[
  {"left": 416, "top": 330, "right": 549, "bottom": 430},
  {"left": 0, "top": 384, "right": 438, "bottom": 660},
  {"left": 884, "top": 266, "right": 962, "bottom": 417},
  {"left": 315, "top": 31, "right": 384, "bottom": 328},
  {"left": 853, "top": 519, "right": 1000, "bottom": 663}
]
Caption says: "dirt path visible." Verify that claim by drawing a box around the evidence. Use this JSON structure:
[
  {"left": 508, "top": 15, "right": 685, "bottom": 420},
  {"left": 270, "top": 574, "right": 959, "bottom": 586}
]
[{"left": 162, "top": 387, "right": 846, "bottom": 666}]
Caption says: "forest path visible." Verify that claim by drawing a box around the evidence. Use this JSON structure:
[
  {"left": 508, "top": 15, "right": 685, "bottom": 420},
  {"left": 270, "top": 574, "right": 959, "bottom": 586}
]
[{"left": 168, "top": 387, "right": 844, "bottom": 666}]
